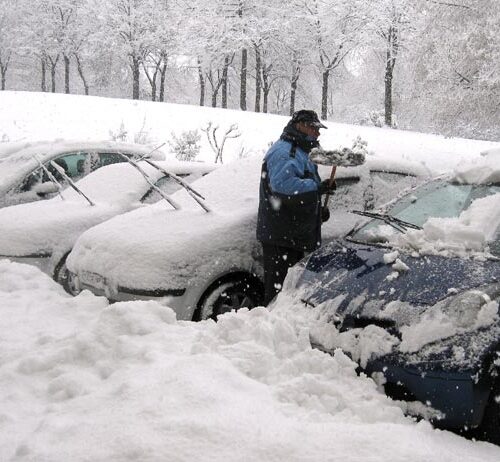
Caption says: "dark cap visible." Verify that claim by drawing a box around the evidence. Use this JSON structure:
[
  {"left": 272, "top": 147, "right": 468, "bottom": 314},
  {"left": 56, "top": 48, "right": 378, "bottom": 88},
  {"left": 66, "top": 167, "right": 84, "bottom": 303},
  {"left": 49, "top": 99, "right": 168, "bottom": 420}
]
[{"left": 290, "top": 110, "right": 327, "bottom": 129}]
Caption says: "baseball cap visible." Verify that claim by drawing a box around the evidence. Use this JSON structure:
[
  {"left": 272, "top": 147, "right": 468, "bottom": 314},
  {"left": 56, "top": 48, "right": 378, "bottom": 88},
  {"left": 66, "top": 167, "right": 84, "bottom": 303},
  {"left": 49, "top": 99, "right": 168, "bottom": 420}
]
[{"left": 290, "top": 110, "right": 327, "bottom": 129}]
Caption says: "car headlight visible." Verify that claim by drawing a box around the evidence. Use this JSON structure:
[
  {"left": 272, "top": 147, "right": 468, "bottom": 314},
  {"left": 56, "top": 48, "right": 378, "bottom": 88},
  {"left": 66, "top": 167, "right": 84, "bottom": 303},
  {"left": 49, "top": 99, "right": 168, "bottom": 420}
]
[{"left": 399, "top": 283, "right": 500, "bottom": 354}]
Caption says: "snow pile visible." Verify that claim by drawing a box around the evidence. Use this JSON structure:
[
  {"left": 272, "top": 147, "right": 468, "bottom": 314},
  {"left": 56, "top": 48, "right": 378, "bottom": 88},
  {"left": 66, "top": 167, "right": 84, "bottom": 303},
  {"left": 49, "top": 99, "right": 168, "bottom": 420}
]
[
  {"left": 2, "top": 260, "right": 499, "bottom": 460},
  {"left": 453, "top": 150, "right": 500, "bottom": 184},
  {"left": 399, "top": 290, "right": 499, "bottom": 353},
  {"left": 392, "top": 193, "right": 500, "bottom": 257}
]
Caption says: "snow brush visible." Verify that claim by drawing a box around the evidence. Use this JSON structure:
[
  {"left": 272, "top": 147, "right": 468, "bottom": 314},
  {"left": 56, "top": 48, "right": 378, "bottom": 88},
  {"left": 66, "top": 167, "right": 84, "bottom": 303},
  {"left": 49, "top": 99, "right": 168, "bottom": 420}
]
[{"left": 309, "top": 137, "right": 368, "bottom": 212}]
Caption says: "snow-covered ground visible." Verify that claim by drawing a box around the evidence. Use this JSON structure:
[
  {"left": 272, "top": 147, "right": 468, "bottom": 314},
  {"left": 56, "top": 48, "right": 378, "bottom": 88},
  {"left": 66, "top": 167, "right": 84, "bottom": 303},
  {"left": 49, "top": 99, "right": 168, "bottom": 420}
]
[
  {"left": 1, "top": 92, "right": 500, "bottom": 460},
  {"left": 2, "top": 260, "right": 500, "bottom": 461}
]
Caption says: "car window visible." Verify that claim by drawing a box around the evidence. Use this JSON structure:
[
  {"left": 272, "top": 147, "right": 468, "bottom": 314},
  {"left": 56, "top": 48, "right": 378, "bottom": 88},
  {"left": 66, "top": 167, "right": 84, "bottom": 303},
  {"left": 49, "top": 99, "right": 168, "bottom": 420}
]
[
  {"left": 97, "top": 152, "right": 130, "bottom": 168},
  {"left": 331, "top": 171, "right": 419, "bottom": 212},
  {"left": 52, "top": 152, "right": 89, "bottom": 179},
  {"left": 367, "top": 171, "right": 420, "bottom": 211},
  {"left": 352, "top": 181, "right": 500, "bottom": 243},
  {"left": 140, "top": 174, "right": 190, "bottom": 204},
  {"left": 17, "top": 152, "right": 91, "bottom": 194}
]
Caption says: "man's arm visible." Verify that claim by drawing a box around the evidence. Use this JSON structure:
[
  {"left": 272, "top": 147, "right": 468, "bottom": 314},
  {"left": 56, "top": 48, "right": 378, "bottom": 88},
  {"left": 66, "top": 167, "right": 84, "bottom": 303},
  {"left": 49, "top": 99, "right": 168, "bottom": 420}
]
[{"left": 266, "top": 151, "right": 318, "bottom": 196}]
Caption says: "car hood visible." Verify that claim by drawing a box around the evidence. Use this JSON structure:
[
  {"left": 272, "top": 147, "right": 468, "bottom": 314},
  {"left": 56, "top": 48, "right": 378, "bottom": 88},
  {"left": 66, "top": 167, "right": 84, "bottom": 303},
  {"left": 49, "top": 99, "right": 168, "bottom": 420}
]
[
  {"left": 299, "top": 240, "right": 499, "bottom": 310},
  {"left": 0, "top": 199, "right": 125, "bottom": 256},
  {"left": 66, "top": 203, "right": 260, "bottom": 291},
  {"left": 293, "top": 241, "right": 499, "bottom": 372}
]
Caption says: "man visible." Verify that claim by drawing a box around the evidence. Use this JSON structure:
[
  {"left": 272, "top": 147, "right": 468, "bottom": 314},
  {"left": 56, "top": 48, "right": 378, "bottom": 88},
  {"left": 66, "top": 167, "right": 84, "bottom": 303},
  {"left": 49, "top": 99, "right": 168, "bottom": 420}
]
[{"left": 256, "top": 109, "right": 336, "bottom": 305}]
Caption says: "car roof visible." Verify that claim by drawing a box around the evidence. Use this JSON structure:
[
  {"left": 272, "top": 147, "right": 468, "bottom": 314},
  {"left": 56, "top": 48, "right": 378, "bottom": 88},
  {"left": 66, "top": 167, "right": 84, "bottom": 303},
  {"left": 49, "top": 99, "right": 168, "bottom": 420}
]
[{"left": 0, "top": 139, "right": 166, "bottom": 195}]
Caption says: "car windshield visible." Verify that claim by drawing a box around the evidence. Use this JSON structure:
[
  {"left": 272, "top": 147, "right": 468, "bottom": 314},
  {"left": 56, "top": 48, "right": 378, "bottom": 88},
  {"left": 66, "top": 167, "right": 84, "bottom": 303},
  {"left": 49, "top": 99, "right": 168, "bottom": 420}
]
[{"left": 349, "top": 180, "right": 500, "bottom": 255}]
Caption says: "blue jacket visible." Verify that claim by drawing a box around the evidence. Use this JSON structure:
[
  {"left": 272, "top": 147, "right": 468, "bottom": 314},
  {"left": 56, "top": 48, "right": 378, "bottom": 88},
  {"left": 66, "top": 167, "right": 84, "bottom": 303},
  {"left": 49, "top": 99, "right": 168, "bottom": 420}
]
[{"left": 256, "top": 138, "right": 322, "bottom": 251}]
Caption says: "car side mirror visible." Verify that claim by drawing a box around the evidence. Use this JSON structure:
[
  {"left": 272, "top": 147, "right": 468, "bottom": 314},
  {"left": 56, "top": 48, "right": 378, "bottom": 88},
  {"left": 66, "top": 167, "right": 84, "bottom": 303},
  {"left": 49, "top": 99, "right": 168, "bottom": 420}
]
[{"left": 33, "top": 181, "right": 59, "bottom": 196}]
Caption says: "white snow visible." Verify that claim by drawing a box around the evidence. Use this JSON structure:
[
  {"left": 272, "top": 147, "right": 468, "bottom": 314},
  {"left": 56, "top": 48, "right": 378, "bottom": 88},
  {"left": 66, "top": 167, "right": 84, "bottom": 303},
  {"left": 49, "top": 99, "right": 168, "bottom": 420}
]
[
  {"left": 1, "top": 91, "right": 500, "bottom": 459},
  {"left": 392, "top": 193, "right": 500, "bottom": 257},
  {"left": 1, "top": 260, "right": 500, "bottom": 461}
]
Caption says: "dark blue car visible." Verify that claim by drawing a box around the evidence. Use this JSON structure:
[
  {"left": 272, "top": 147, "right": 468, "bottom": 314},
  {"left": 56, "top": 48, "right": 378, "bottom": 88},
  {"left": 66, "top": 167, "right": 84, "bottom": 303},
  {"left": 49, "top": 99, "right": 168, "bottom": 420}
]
[{"left": 288, "top": 166, "right": 500, "bottom": 443}]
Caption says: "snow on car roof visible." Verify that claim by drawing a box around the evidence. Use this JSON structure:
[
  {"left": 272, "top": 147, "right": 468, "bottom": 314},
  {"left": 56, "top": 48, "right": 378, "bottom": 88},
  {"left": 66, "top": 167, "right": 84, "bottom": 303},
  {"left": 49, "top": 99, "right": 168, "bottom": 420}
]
[
  {"left": 451, "top": 149, "right": 500, "bottom": 184},
  {"left": 0, "top": 140, "right": 166, "bottom": 196}
]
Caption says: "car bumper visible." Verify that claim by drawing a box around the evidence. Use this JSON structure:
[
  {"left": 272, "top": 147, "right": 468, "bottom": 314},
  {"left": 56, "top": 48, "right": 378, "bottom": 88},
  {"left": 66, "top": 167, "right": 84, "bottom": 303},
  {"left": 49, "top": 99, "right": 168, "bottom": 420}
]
[
  {"left": 0, "top": 255, "right": 52, "bottom": 276},
  {"left": 365, "top": 360, "right": 491, "bottom": 429},
  {"left": 74, "top": 272, "right": 193, "bottom": 320}
]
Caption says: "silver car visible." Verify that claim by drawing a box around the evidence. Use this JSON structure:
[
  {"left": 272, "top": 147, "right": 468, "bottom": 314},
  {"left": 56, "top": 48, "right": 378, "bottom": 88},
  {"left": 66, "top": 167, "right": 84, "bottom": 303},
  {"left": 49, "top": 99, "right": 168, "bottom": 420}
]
[{"left": 0, "top": 140, "right": 165, "bottom": 208}]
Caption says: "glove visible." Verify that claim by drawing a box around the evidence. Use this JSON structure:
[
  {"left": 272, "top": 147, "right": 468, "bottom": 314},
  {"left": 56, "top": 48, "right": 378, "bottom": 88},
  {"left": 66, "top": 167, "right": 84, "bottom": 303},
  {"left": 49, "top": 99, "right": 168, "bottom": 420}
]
[
  {"left": 318, "top": 179, "right": 337, "bottom": 195},
  {"left": 321, "top": 206, "right": 330, "bottom": 223}
]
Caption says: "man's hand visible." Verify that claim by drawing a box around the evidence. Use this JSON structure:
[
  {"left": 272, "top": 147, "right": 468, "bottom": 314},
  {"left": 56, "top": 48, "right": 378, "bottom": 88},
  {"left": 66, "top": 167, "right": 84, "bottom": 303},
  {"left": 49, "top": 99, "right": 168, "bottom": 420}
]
[
  {"left": 318, "top": 179, "right": 337, "bottom": 195},
  {"left": 321, "top": 206, "right": 330, "bottom": 223}
]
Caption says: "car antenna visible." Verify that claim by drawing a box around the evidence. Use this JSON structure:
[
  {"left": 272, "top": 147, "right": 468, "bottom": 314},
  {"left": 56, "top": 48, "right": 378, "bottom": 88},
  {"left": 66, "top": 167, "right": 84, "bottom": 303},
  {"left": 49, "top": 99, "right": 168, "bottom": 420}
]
[
  {"left": 135, "top": 147, "right": 211, "bottom": 213},
  {"left": 33, "top": 155, "right": 65, "bottom": 201},
  {"left": 49, "top": 160, "right": 95, "bottom": 206},
  {"left": 117, "top": 154, "right": 181, "bottom": 210}
]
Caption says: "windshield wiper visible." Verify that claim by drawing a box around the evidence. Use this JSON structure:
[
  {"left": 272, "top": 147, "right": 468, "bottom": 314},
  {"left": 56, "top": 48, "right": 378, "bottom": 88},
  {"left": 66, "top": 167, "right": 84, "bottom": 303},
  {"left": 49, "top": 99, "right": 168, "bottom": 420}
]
[
  {"left": 118, "top": 154, "right": 181, "bottom": 210},
  {"left": 33, "top": 155, "right": 65, "bottom": 201},
  {"left": 140, "top": 157, "right": 211, "bottom": 213},
  {"left": 351, "top": 210, "right": 421, "bottom": 233},
  {"left": 49, "top": 160, "right": 95, "bottom": 206}
]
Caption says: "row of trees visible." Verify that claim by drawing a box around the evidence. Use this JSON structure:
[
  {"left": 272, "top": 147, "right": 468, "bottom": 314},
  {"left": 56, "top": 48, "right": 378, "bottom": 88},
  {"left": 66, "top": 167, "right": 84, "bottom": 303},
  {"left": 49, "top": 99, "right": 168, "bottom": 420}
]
[{"left": 0, "top": 0, "right": 498, "bottom": 140}]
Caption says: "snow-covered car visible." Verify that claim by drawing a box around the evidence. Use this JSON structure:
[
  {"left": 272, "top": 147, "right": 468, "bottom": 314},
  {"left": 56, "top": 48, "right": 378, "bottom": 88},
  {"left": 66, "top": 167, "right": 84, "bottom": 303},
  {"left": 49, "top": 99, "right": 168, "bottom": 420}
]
[
  {"left": 281, "top": 152, "right": 500, "bottom": 443},
  {"left": 0, "top": 159, "right": 215, "bottom": 291},
  {"left": 65, "top": 153, "right": 430, "bottom": 321},
  {"left": 0, "top": 140, "right": 165, "bottom": 208}
]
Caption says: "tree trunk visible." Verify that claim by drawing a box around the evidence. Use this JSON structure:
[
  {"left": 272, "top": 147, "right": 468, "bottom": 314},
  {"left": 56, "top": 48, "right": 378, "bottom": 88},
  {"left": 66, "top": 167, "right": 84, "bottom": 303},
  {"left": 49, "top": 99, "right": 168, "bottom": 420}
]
[
  {"left": 321, "top": 69, "right": 329, "bottom": 120},
  {"left": 51, "top": 67, "right": 57, "bottom": 93},
  {"left": 289, "top": 55, "right": 300, "bottom": 115},
  {"left": 198, "top": 60, "right": 205, "bottom": 106},
  {"left": 143, "top": 60, "right": 160, "bottom": 102},
  {"left": 131, "top": 56, "right": 140, "bottom": 100},
  {"left": 74, "top": 53, "right": 89, "bottom": 95},
  {"left": 64, "top": 54, "right": 70, "bottom": 93},
  {"left": 159, "top": 62, "right": 167, "bottom": 102},
  {"left": 41, "top": 57, "right": 47, "bottom": 92},
  {"left": 47, "top": 55, "right": 59, "bottom": 93},
  {"left": 384, "top": 26, "right": 397, "bottom": 127},
  {"left": 212, "top": 89, "right": 217, "bottom": 108},
  {"left": 263, "top": 88, "right": 269, "bottom": 113},
  {"left": 0, "top": 54, "right": 9, "bottom": 90},
  {"left": 222, "top": 56, "right": 229, "bottom": 109},
  {"left": 254, "top": 45, "right": 261, "bottom": 112},
  {"left": 240, "top": 48, "right": 247, "bottom": 111},
  {"left": 262, "top": 66, "right": 271, "bottom": 113},
  {"left": 0, "top": 63, "right": 6, "bottom": 90},
  {"left": 384, "top": 61, "right": 393, "bottom": 127}
]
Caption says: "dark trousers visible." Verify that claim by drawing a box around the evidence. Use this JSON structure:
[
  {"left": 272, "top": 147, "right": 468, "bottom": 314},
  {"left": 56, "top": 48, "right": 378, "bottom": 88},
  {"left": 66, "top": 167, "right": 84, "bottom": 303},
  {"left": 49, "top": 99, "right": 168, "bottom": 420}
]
[{"left": 262, "top": 243, "right": 305, "bottom": 305}]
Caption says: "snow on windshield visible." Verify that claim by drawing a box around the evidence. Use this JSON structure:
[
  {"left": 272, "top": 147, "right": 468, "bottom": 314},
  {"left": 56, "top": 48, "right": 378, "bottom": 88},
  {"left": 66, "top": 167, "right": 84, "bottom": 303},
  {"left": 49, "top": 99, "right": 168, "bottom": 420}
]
[
  {"left": 452, "top": 151, "right": 500, "bottom": 184},
  {"left": 353, "top": 162, "right": 500, "bottom": 258}
]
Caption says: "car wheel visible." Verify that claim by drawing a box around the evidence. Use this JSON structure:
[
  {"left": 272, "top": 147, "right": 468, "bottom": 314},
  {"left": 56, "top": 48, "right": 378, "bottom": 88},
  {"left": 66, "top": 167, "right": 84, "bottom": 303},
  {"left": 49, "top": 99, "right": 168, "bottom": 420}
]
[
  {"left": 473, "top": 377, "right": 500, "bottom": 445},
  {"left": 54, "top": 253, "right": 80, "bottom": 296},
  {"left": 193, "top": 277, "right": 263, "bottom": 322}
]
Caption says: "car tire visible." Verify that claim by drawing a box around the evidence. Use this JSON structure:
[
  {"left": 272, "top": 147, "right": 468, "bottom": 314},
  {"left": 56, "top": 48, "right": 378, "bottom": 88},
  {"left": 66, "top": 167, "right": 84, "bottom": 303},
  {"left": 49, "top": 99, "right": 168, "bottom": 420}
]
[
  {"left": 473, "top": 377, "right": 500, "bottom": 445},
  {"left": 54, "top": 252, "right": 80, "bottom": 296},
  {"left": 192, "top": 276, "right": 264, "bottom": 322}
]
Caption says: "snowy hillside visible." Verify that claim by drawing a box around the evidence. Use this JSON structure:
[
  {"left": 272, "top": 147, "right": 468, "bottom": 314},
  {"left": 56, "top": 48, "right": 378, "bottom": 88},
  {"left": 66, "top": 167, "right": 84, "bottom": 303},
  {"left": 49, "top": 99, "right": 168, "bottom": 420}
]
[{"left": 0, "top": 91, "right": 498, "bottom": 172}]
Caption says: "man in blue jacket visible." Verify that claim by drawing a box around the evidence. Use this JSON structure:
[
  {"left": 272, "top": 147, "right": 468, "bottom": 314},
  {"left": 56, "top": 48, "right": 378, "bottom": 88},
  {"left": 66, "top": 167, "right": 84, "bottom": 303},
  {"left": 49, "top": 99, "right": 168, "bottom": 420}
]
[{"left": 257, "top": 109, "right": 335, "bottom": 304}]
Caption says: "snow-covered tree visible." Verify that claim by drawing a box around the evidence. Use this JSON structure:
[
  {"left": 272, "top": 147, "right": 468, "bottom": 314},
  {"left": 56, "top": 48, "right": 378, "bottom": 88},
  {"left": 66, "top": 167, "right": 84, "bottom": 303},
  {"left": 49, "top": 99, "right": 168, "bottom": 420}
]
[
  {"left": 0, "top": 1, "right": 22, "bottom": 90},
  {"left": 301, "top": 0, "right": 369, "bottom": 119}
]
